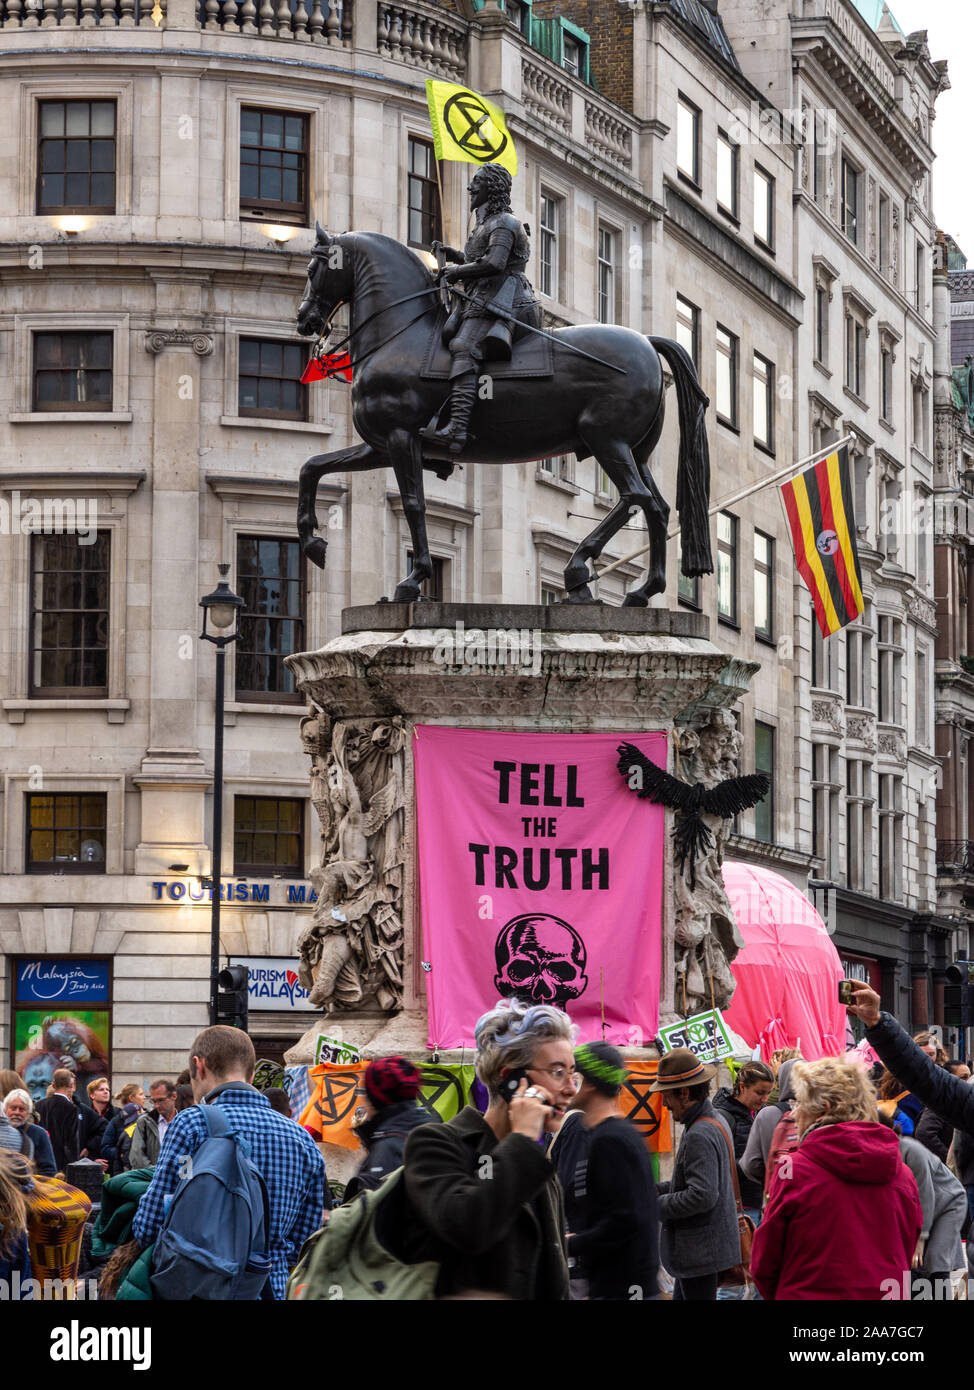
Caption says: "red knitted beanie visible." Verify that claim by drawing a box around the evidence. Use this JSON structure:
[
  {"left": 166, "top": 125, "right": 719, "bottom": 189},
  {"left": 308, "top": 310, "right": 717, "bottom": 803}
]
[{"left": 364, "top": 1056, "right": 422, "bottom": 1108}]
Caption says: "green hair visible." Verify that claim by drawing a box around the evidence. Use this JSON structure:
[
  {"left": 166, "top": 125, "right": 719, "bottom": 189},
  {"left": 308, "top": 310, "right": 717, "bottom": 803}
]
[{"left": 574, "top": 1043, "right": 627, "bottom": 1090}]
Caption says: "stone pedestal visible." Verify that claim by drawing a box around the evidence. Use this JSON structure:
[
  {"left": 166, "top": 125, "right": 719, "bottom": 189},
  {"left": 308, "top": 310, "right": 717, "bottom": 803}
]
[{"left": 285, "top": 603, "right": 759, "bottom": 1067}]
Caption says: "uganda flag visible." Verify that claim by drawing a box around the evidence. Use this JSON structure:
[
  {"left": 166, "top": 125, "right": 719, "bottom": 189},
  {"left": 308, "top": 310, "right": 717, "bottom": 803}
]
[
  {"left": 425, "top": 79, "right": 518, "bottom": 176},
  {"left": 781, "top": 445, "right": 864, "bottom": 638}
]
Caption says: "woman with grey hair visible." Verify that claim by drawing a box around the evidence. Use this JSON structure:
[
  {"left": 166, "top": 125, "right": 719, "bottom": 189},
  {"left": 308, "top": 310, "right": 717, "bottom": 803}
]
[
  {"left": 400, "top": 999, "right": 578, "bottom": 1299},
  {"left": 2, "top": 1089, "right": 57, "bottom": 1176}
]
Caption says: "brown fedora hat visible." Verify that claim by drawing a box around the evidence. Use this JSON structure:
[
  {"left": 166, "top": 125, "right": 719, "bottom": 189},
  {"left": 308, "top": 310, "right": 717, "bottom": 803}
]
[{"left": 649, "top": 1047, "right": 716, "bottom": 1092}]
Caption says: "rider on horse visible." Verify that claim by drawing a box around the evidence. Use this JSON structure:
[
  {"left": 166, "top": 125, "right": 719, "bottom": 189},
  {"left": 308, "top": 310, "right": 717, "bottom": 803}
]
[{"left": 421, "top": 164, "right": 541, "bottom": 456}]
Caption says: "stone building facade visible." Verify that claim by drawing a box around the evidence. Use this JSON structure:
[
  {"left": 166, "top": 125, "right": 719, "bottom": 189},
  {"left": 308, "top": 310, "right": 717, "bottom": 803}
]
[
  {"left": 932, "top": 232, "right": 974, "bottom": 1037},
  {"left": 719, "top": 0, "right": 949, "bottom": 1030},
  {"left": 0, "top": 0, "right": 946, "bottom": 1086}
]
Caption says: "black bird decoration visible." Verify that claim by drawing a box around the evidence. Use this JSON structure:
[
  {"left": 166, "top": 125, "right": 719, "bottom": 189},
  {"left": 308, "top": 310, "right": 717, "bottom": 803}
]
[{"left": 616, "top": 741, "right": 771, "bottom": 889}]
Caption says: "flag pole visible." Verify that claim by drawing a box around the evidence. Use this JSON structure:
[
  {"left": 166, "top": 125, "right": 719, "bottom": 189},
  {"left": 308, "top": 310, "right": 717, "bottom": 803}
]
[
  {"left": 434, "top": 157, "right": 446, "bottom": 239},
  {"left": 593, "top": 434, "right": 855, "bottom": 583}
]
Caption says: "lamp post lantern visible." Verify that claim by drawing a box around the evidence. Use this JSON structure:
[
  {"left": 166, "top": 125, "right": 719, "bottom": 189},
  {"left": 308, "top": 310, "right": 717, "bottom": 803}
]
[{"left": 200, "top": 563, "right": 244, "bottom": 1027}]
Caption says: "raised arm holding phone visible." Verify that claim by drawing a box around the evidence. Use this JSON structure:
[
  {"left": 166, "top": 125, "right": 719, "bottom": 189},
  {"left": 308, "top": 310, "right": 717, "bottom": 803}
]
[{"left": 846, "top": 982, "right": 974, "bottom": 1138}]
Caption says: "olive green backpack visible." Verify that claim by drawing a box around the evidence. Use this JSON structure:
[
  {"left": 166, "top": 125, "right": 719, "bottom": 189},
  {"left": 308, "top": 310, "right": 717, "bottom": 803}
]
[{"left": 286, "top": 1168, "right": 440, "bottom": 1301}]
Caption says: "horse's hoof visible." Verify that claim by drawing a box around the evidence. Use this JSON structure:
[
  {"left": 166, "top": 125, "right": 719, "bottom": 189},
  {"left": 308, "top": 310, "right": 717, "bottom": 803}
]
[
  {"left": 563, "top": 565, "right": 591, "bottom": 590},
  {"left": 304, "top": 537, "right": 328, "bottom": 570},
  {"left": 393, "top": 580, "right": 422, "bottom": 603},
  {"left": 622, "top": 592, "right": 649, "bottom": 607},
  {"left": 562, "top": 586, "right": 599, "bottom": 604}
]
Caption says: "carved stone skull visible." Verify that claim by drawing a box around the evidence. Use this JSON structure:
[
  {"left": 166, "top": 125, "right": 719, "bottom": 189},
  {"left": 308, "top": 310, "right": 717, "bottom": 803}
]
[{"left": 494, "top": 913, "right": 589, "bottom": 1007}]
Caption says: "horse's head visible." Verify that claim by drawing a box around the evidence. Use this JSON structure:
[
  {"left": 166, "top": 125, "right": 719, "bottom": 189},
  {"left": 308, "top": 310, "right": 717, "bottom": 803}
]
[{"left": 296, "top": 223, "right": 354, "bottom": 338}]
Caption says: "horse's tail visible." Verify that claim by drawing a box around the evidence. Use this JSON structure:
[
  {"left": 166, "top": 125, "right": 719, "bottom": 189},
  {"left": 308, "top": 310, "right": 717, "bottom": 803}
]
[{"left": 649, "top": 336, "right": 713, "bottom": 577}]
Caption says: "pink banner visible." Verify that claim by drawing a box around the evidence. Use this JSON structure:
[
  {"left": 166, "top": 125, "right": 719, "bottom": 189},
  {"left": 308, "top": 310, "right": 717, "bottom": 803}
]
[{"left": 413, "top": 726, "right": 666, "bottom": 1049}]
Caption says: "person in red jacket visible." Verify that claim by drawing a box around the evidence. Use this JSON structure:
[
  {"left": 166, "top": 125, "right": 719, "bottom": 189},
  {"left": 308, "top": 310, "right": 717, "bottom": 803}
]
[{"left": 751, "top": 1056, "right": 922, "bottom": 1301}]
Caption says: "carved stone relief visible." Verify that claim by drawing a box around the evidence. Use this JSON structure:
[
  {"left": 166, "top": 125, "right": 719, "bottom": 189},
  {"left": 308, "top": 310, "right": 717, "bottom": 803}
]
[
  {"left": 672, "top": 709, "right": 745, "bottom": 1017},
  {"left": 811, "top": 697, "right": 845, "bottom": 737},
  {"left": 846, "top": 712, "right": 877, "bottom": 752},
  {"left": 296, "top": 713, "right": 407, "bottom": 1013}
]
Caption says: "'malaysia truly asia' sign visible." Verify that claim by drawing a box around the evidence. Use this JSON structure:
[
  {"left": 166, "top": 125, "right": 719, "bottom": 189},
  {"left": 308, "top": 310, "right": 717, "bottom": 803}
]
[{"left": 413, "top": 727, "right": 666, "bottom": 1050}]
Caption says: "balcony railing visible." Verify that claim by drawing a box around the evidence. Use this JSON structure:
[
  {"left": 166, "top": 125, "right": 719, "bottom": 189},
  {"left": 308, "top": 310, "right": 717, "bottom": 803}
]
[
  {"left": 377, "top": 0, "right": 467, "bottom": 81},
  {"left": 936, "top": 840, "right": 974, "bottom": 875},
  {"left": 2, "top": 0, "right": 164, "bottom": 25},
  {"left": 519, "top": 50, "right": 637, "bottom": 175},
  {"left": 584, "top": 98, "right": 632, "bottom": 171},
  {"left": 199, "top": 0, "right": 350, "bottom": 42},
  {"left": 521, "top": 55, "right": 571, "bottom": 136}
]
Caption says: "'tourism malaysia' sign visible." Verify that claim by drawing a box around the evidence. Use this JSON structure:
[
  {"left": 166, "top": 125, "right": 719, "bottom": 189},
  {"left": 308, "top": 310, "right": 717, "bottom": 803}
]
[
  {"left": 413, "top": 726, "right": 666, "bottom": 1049},
  {"left": 149, "top": 881, "right": 318, "bottom": 904},
  {"left": 16, "top": 959, "right": 110, "bottom": 1005},
  {"left": 228, "top": 957, "right": 317, "bottom": 1013}
]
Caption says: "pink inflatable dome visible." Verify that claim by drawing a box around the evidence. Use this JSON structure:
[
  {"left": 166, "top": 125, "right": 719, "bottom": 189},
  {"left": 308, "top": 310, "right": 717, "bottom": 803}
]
[{"left": 721, "top": 861, "right": 847, "bottom": 1062}]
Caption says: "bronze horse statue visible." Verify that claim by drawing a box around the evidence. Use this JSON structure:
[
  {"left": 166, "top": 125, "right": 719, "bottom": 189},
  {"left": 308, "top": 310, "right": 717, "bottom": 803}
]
[{"left": 295, "top": 226, "right": 713, "bottom": 604}]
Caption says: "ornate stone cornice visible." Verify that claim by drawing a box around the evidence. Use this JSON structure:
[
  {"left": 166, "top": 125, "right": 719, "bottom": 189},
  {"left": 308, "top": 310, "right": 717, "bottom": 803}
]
[{"left": 287, "top": 620, "right": 758, "bottom": 727}]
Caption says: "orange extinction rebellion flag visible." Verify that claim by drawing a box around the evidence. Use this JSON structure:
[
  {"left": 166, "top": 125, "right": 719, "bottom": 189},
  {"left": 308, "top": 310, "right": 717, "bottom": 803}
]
[{"left": 780, "top": 445, "right": 865, "bottom": 638}]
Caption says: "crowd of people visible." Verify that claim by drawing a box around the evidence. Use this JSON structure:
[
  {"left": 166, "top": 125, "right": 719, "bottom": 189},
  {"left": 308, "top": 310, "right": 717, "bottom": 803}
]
[{"left": 0, "top": 979, "right": 972, "bottom": 1301}]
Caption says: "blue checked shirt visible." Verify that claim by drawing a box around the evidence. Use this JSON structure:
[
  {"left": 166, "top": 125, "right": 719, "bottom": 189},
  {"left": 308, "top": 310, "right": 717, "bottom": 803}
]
[{"left": 132, "top": 1084, "right": 327, "bottom": 1299}]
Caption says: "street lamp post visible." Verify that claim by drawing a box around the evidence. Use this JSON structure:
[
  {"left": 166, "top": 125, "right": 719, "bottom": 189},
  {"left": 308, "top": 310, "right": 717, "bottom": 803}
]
[{"left": 199, "top": 564, "right": 244, "bottom": 1027}]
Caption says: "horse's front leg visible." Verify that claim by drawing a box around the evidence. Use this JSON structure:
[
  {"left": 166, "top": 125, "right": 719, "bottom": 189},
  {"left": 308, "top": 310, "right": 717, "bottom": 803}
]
[
  {"left": 387, "top": 429, "right": 432, "bottom": 603},
  {"left": 298, "top": 444, "right": 387, "bottom": 569}
]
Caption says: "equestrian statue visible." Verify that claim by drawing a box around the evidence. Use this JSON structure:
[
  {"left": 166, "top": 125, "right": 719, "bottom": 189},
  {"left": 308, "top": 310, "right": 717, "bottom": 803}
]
[{"left": 295, "top": 164, "right": 713, "bottom": 605}]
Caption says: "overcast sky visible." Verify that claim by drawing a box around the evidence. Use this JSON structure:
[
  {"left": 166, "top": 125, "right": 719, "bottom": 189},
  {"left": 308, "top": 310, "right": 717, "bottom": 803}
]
[{"left": 884, "top": 0, "right": 973, "bottom": 253}]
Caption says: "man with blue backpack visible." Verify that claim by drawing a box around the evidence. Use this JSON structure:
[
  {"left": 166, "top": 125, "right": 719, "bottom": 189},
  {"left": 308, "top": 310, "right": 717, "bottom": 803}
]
[{"left": 132, "top": 1025, "right": 329, "bottom": 1300}]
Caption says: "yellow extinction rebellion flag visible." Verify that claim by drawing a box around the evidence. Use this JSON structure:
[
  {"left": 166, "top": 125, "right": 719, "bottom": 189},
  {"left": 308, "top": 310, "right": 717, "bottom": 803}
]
[
  {"left": 425, "top": 79, "right": 518, "bottom": 176},
  {"left": 781, "top": 444, "right": 865, "bottom": 638}
]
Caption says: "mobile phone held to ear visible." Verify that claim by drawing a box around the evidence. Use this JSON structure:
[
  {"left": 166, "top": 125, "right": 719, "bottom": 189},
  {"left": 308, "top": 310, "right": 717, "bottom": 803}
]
[
  {"left": 498, "top": 1069, "right": 532, "bottom": 1104},
  {"left": 838, "top": 980, "right": 855, "bottom": 1006}
]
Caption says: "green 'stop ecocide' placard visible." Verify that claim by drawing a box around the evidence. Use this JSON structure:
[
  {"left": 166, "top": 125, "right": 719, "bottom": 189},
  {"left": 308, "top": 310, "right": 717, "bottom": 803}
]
[
  {"left": 314, "top": 1034, "right": 362, "bottom": 1066},
  {"left": 657, "top": 1009, "right": 734, "bottom": 1064}
]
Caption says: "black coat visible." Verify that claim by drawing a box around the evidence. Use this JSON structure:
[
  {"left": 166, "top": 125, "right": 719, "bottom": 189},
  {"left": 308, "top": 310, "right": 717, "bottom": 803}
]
[
  {"left": 100, "top": 1110, "right": 138, "bottom": 1174},
  {"left": 401, "top": 1105, "right": 569, "bottom": 1300},
  {"left": 78, "top": 1103, "right": 114, "bottom": 1158},
  {"left": 712, "top": 1088, "right": 763, "bottom": 1209},
  {"left": 564, "top": 1115, "right": 660, "bottom": 1300},
  {"left": 36, "top": 1093, "right": 81, "bottom": 1172},
  {"left": 955, "top": 1130, "right": 974, "bottom": 1189},
  {"left": 344, "top": 1100, "right": 436, "bottom": 1203},
  {"left": 867, "top": 1013, "right": 974, "bottom": 1158},
  {"left": 24, "top": 1123, "right": 57, "bottom": 1177},
  {"left": 915, "top": 1105, "right": 953, "bottom": 1165}
]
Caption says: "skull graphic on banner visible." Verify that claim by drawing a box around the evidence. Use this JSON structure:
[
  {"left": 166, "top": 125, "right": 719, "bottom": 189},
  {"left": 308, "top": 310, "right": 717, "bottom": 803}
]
[{"left": 493, "top": 913, "right": 589, "bottom": 1007}]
